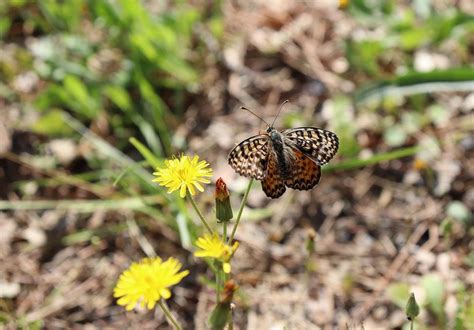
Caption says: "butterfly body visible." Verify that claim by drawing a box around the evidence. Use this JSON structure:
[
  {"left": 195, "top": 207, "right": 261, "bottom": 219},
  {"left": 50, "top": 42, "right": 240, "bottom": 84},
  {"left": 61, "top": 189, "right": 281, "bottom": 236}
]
[
  {"left": 268, "top": 128, "right": 294, "bottom": 179},
  {"left": 228, "top": 125, "right": 339, "bottom": 198}
]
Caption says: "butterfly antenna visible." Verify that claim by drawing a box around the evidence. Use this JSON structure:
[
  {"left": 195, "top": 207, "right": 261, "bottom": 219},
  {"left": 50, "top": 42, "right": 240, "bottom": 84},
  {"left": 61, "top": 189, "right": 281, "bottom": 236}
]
[
  {"left": 271, "top": 100, "right": 289, "bottom": 128},
  {"left": 240, "top": 106, "right": 270, "bottom": 127}
]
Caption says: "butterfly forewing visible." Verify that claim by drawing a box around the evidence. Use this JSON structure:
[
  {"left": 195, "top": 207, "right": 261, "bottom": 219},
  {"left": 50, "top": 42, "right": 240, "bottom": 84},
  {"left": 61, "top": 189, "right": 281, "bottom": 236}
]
[
  {"left": 283, "top": 127, "right": 339, "bottom": 165},
  {"left": 228, "top": 135, "right": 269, "bottom": 180}
]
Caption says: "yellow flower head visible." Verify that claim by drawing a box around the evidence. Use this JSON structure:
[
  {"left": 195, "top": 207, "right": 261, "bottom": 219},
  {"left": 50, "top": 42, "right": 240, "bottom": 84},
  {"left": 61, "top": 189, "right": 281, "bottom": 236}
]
[
  {"left": 153, "top": 155, "right": 213, "bottom": 198},
  {"left": 194, "top": 234, "right": 239, "bottom": 273},
  {"left": 114, "top": 257, "right": 189, "bottom": 311}
]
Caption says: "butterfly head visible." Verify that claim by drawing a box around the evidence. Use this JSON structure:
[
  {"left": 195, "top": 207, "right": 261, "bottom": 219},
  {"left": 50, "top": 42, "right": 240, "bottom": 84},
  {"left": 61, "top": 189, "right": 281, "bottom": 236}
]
[{"left": 267, "top": 126, "right": 283, "bottom": 145}]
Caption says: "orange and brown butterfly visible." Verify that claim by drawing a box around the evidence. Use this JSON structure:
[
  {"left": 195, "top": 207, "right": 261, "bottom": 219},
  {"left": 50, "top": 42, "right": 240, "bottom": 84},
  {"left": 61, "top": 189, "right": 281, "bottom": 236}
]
[{"left": 228, "top": 101, "right": 339, "bottom": 199}]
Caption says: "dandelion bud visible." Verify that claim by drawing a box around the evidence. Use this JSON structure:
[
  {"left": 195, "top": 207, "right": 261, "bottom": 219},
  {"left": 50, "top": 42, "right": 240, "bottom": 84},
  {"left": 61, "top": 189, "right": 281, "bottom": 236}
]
[
  {"left": 339, "top": 0, "right": 349, "bottom": 9},
  {"left": 305, "top": 228, "right": 317, "bottom": 254},
  {"left": 220, "top": 279, "right": 238, "bottom": 304},
  {"left": 414, "top": 158, "right": 428, "bottom": 170},
  {"left": 209, "top": 280, "right": 238, "bottom": 330},
  {"left": 215, "top": 178, "right": 233, "bottom": 223},
  {"left": 406, "top": 292, "right": 420, "bottom": 321}
]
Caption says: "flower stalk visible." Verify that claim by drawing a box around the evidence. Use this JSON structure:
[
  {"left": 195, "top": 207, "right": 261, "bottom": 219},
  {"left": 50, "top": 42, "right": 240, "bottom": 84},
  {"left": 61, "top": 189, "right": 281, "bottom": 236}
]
[
  {"left": 229, "top": 179, "right": 253, "bottom": 243},
  {"left": 188, "top": 194, "right": 213, "bottom": 234},
  {"left": 159, "top": 300, "right": 182, "bottom": 330}
]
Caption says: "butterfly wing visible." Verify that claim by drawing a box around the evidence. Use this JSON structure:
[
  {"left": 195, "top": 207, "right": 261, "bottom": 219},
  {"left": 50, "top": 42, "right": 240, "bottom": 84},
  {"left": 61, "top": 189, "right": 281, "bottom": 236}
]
[
  {"left": 283, "top": 127, "right": 339, "bottom": 165},
  {"left": 228, "top": 135, "right": 269, "bottom": 180},
  {"left": 284, "top": 147, "right": 321, "bottom": 190},
  {"left": 261, "top": 153, "right": 286, "bottom": 198}
]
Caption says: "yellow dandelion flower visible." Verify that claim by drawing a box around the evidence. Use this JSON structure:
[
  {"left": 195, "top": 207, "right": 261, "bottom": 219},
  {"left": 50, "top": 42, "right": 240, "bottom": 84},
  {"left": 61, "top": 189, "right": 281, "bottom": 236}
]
[
  {"left": 194, "top": 234, "right": 239, "bottom": 273},
  {"left": 153, "top": 155, "right": 213, "bottom": 198},
  {"left": 114, "top": 257, "right": 189, "bottom": 311}
]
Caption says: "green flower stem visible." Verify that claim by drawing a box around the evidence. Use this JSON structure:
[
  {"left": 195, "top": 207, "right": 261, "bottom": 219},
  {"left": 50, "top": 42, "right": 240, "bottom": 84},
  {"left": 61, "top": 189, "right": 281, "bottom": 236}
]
[
  {"left": 216, "top": 267, "right": 222, "bottom": 302},
  {"left": 188, "top": 195, "right": 213, "bottom": 234},
  {"left": 229, "top": 179, "right": 253, "bottom": 243},
  {"left": 223, "top": 222, "right": 228, "bottom": 243},
  {"left": 159, "top": 300, "right": 182, "bottom": 330},
  {"left": 229, "top": 308, "right": 234, "bottom": 330}
]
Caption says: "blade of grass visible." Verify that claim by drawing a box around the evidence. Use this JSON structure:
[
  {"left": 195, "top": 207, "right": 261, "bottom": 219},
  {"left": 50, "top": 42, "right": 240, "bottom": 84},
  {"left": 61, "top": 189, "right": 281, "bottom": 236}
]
[
  {"left": 324, "top": 146, "right": 420, "bottom": 172},
  {"left": 62, "top": 112, "right": 156, "bottom": 190},
  {"left": 113, "top": 160, "right": 150, "bottom": 187},
  {"left": 3, "top": 151, "right": 113, "bottom": 197},
  {"left": 0, "top": 195, "right": 164, "bottom": 212},
  {"left": 129, "top": 137, "right": 163, "bottom": 169},
  {"left": 137, "top": 74, "right": 172, "bottom": 154},
  {"left": 63, "top": 222, "right": 127, "bottom": 245},
  {"left": 355, "top": 68, "right": 474, "bottom": 104}
]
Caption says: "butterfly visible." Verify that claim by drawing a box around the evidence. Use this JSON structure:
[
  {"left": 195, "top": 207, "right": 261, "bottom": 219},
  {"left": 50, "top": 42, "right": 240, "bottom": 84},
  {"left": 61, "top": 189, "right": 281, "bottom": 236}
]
[{"left": 228, "top": 101, "right": 339, "bottom": 198}]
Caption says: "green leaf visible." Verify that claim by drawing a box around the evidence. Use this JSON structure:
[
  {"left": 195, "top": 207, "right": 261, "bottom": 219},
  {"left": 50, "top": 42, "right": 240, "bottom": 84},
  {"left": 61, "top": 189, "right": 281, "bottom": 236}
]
[
  {"left": 395, "top": 68, "right": 474, "bottom": 86},
  {"left": 446, "top": 201, "right": 472, "bottom": 224},
  {"left": 387, "top": 282, "right": 411, "bottom": 309},
  {"left": 130, "top": 33, "right": 158, "bottom": 61},
  {"left": 209, "top": 302, "right": 231, "bottom": 330},
  {"left": 454, "top": 292, "right": 474, "bottom": 330},
  {"left": 355, "top": 68, "right": 474, "bottom": 104},
  {"left": 463, "top": 251, "right": 474, "bottom": 268},
  {"left": 384, "top": 125, "right": 407, "bottom": 147},
  {"left": 0, "top": 195, "right": 163, "bottom": 212},
  {"left": 63, "top": 75, "right": 97, "bottom": 118},
  {"left": 31, "top": 109, "right": 74, "bottom": 136},
  {"left": 327, "top": 97, "right": 360, "bottom": 157},
  {"left": 428, "top": 105, "right": 449, "bottom": 127},
  {"left": 0, "top": 17, "right": 11, "bottom": 38},
  {"left": 399, "top": 28, "right": 431, "bottom": 50},
  {"left": 325, "top": 146, "right": 420, "bottom": 172},
  {"left": 129, "top": 137, "right": 163, "bottom": 169},
  {"left": 422, "top": 274, "right": 445, "bottom": 321},
  {"left": 346, "top": 39, "right": 384, "bottom": 76},
  {"left": 103, "top": 85, "right": 131, "bottom": 112}
]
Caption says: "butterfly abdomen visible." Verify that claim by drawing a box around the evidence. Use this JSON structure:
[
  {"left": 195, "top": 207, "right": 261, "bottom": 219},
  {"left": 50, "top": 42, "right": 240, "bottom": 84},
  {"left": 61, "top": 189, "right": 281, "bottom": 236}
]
[{"left": 269, "top": 129, "right": 292, "bottom": 179}]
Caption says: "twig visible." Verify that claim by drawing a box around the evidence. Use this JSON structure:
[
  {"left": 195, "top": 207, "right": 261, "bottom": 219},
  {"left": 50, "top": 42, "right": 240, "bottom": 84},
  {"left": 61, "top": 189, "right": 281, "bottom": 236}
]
[{"left": 126, "top": 218, "right": 156, "bottom": 258}]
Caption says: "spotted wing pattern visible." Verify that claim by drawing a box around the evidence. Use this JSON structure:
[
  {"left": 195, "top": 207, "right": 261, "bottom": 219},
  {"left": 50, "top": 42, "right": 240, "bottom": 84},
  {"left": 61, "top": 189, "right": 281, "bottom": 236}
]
[
  {"left": 284, "top": 148, "right": 321, "bottom": 190},
  {"left": 261, "top": 153, "right": 286, "bottom": 198},
  {"left": 228, "top": 135, "right": 269, "bottom": 180},
  {"left": 283, "top": 127, "right": 339, "bottom": 165}
]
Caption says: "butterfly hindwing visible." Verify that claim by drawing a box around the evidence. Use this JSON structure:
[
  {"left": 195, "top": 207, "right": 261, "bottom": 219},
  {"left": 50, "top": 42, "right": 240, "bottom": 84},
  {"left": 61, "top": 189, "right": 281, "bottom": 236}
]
[
  {"left": 261, "top": 153, "right": 286, "bottom": 198},
  {"left": 283, "top": 127, "right": 339, "bottom": 165},
  {"left": 228, "top": 135, "right": 269, "bottom": 180},
  {"left": 284, "top": 148, "right": 321, "bottom": 190}
]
